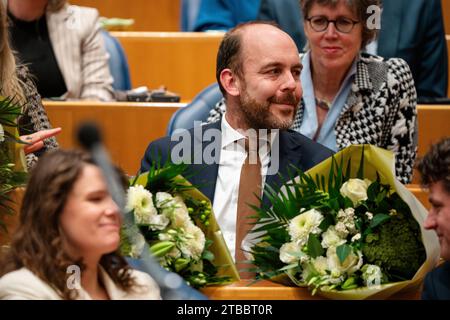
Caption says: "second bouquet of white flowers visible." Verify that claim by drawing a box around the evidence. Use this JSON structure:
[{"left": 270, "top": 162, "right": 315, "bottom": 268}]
[
  {"left": 120, "top": 162, "right": 238, "bottom": 288},
  {"left": 250, "top": 145, "right": 440, "bottom": 299}
]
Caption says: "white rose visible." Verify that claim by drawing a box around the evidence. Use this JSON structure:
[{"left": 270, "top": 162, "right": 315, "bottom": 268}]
[
  {"left": 179, "top": 224, "right": 206, "bottom": 260},
  {"left": 155, "top": 192, "right": 191, "bottom": 228},
  {"left": 288, "top": 208, "right": 324, "bottom": 246},
  {"left": 321, "top": 226, "right": 346, "bottom": 249},
  {"left": 148, "top": 214, "right": 170, "bottom": 231},
  {"left": 326, "top": 247, "right": 363, "bottom": 276},
  {"left": 340, "top": 178, "right": 372, "bottom": 206},
  {"left": 311, "top": 256, "right": 328, "bottom": 276},
  {"left": 126, "top": 185, "right": 158, "bottom": 225},
  {"left": 155, "top": 192, "right": 173, "bottom": 206},
  {"left": 171, "top": 196, "right": 192, "bottom": 228},
  {"left": 279, "top": 242, "right": 303, "bottom": 264}
]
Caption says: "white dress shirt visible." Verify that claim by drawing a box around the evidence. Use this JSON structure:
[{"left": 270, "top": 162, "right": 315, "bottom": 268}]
[{"left": 212, "top": 114, "right": 275, "bottom": 260}]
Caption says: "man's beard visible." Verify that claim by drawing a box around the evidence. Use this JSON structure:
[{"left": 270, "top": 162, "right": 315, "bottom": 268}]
[{"left": 239, "top": 91, "right": 299, "bottom": 130}]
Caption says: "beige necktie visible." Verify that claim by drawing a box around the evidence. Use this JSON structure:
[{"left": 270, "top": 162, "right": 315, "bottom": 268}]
[{"left": 235, "top": 137, "right": 261, "bottom": 279}]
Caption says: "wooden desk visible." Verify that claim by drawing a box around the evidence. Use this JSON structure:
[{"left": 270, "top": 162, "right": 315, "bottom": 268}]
[
  {"left": 44, "top": 101, "right": 184, "bottom": 175},
  {"left": 111, "top": 32, "right": 224, "bottom": 101},
  {"left": 201, "top": 279, "right": 421, "bottom": 300}
]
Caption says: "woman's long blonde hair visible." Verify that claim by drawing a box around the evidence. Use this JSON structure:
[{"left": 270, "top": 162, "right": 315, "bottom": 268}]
[{"left": 0, "top": 1, "right": 25, "bottom": 103}]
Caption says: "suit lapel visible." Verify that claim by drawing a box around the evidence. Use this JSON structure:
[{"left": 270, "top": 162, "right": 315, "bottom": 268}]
[
  {"left": 263, "top": 131, "right": 302, "bottom": 207},
  {"left": 377, "top": 0, "right": 403, "bottom": 58},
  {"left": 185, "top": 122, "right": 221, "bottom": 202}
]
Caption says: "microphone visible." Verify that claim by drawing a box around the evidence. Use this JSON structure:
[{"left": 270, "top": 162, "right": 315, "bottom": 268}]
[{"left": 77, "top": 122, "right": 208, "bottom": 300}]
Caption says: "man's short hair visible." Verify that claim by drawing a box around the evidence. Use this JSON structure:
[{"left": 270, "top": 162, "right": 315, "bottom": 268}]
[
  {"left": 215, "top": 21, "right": 282, "bottom": 96},
  {"left": 417, "top": 137, "right": 450, "bottom": 194}
]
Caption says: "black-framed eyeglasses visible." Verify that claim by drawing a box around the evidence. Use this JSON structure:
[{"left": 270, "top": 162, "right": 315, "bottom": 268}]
[{"left": 306, "top": 16, "right": 360, "bottom": 33}]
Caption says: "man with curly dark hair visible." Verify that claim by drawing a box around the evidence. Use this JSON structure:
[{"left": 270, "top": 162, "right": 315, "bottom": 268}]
[{"left": 417, "top": 137, "right": 450, "bottom": 300}]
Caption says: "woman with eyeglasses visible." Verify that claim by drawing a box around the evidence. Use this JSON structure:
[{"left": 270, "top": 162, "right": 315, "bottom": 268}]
[
  {"left": 207, "top": 0, "right": 417, "bottom": 184},
  {"left": 292, "top": 0, "right": 417, "bottom": 184}
]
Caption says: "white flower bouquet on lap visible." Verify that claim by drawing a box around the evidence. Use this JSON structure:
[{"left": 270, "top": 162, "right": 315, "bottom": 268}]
[
  {"left": 120, "top": 161, "right": 238, "bottom": 288},
  {"left": 250, "top": 145, "right": 440, "bottom": 299}
]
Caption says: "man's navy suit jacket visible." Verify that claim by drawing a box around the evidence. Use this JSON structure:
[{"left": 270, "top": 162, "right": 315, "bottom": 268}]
[
  {"left": 422, "top": 261, "right": 450, "bottom": 300},
  {"left": 140, "top": 121, "right": 334, "bottom": 207},
  {"left": 258, "top": 0, "right": 448, "bottom": 99}
]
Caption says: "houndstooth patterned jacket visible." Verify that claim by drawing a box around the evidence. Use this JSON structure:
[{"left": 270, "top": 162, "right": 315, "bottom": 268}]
[
  {"left": 17, "top": 65, "right": 59, "bottom": 169},
  {"left": 206, "top": 54, "right": 418, "bottom": 184}
]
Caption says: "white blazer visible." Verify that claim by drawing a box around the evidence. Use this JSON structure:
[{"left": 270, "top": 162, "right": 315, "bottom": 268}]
[
  {"left": 0, "top": 267, "right": 161, "bottom": 300},
  {"left": 46, "top": 4, "right": 114, "bottom": 101},
  {"left": 5, "top": 1, "right": 115, "bottom": 101}
]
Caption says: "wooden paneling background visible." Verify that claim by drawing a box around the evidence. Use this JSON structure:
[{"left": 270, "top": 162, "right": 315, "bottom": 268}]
[
  {"left": 44, "top": 101, "right": 184, "bottom": 175},
  {"left": 112, "top": 32, "right": 224, "bottom": 101},
  {"left": 70, "top": 0, "right": 181, "bottom": 31}
]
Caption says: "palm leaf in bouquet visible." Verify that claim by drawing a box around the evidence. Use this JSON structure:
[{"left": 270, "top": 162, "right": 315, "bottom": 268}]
[
  {"left": 1, "top": 96, "right": 27, "bottom": 231},
  {"left": 120, "top": 159, "right": 239, "bottom": 288},
  {"left": 250, "top": 144, "right": 440, "bottom": 299}
]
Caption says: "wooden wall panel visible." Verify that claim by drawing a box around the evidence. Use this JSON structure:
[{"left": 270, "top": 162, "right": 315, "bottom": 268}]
[
  {"left": 44, "top": 101, "right": 184, "bottom": 175},
  {"left": 70, "top": 0, "right": 181, "bottom": 31},
  {"left": 442, "top": 0, "right": 450, "bottom": 34},
  {"left": 447, "top": 35, "right": 450, "bottom": 98},
  {"left": 411, "top": 105, "right": 450, "bottom": 184},
  {"left": 112, "top": 32, "right": 224, "bottom": 101}
]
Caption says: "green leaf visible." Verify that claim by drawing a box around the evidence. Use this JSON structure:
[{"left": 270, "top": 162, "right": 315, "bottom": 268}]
[
  {"left": 329, "top": 198, "right": 340, "bottom": 212},
  {"left": 336, "top": 244, "right": 352, "bottom": 264},
  {"left": 307, "top": 234, "right": 324, "bottom": 258},
  {"left": 367, "top": 181, "right": 379, "bottom": 202},
  {"left": 202, "top": 250, "right": 215, "bottom": 261},
  {"left": 318, "top": 214, "right": 334, "bottom": 232},
  {"left": 357, "top": 145, "right": 365, "bottom": 179},
  {"left": 375, "top": 189, "right": 387, "bottom": 204},
  {"left": 369, "top": 214, "right": 390, "bottom": 229}
]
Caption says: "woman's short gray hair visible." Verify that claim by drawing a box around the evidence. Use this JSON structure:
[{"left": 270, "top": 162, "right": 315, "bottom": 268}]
[{"left": 300, "top": 0, "right": 382, "bottom": 48}]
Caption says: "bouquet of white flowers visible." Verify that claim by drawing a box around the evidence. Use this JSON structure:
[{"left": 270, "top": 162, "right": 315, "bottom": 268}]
[
  {"left": 250, "top": 145, "right": 440, "bottom": 299},
  {"left": 120, "top": 161, "right": 238, "bottom": 288}
]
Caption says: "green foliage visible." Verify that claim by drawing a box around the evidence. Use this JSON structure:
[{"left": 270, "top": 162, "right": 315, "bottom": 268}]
[
  {"left": 143, "top": 155, "right": 191, "bottom": 194},
  {"left": 1, "top": 96, "right": 26, "bottom": 232},
  {"left": 362, "top": 211, "right": 426, "bottom": 280},
  {"left": 336, "top": 244, "right": 352, "bottom": 264},
  {"left": 307, "top": 234, "right": 324, "bottom": 258}
]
